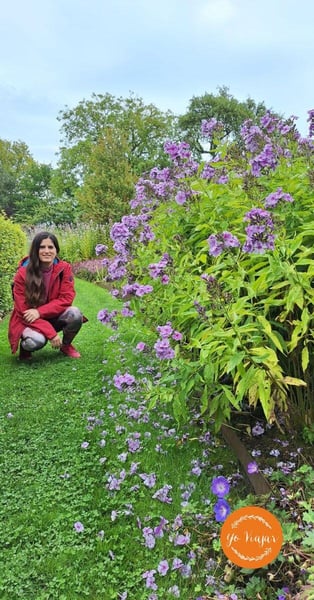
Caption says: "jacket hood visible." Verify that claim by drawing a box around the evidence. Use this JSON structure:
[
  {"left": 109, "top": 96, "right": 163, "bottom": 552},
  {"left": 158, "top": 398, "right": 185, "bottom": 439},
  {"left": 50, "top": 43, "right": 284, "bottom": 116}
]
[{"left": 19, "top": 256, "right": 61, "bottom": 268}]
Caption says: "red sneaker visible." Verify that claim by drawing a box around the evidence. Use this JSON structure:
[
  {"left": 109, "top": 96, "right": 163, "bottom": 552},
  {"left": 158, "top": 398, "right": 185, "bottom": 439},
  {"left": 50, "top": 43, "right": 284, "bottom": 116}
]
[
  {"left": 60, "top": 344, "right": 81, "bottom": 358},
  {"left": 19, "top": 347, "right": 32, "bottom": 361}
]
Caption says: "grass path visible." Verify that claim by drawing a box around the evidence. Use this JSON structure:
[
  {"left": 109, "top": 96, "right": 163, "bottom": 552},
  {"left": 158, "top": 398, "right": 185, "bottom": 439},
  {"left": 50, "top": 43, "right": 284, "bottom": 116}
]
[
  {"left": 0, "top": 280, "right": 121, "bottom": 599},
  {"left": 0, "top": 279, "right": 242, "bottom": 600}
]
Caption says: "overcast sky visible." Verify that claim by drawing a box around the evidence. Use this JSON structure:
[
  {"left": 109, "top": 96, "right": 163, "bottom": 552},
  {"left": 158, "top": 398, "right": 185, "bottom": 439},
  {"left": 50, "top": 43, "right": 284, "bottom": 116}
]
[{"left": 1, "top": 0, "right": 313, "bottom": 165}]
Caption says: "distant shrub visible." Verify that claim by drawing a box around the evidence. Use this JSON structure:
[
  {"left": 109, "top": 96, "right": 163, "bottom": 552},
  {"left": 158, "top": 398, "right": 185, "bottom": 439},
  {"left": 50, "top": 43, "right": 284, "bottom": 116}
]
[
  {"left": 72, "top": 259, "right": 106, "bottom": 282},
  {"left": 0, "top": 214, "right": 26, "bottom": 315},
  {"left": 25, "top": 222, "right": 110, "bottom": 263}
]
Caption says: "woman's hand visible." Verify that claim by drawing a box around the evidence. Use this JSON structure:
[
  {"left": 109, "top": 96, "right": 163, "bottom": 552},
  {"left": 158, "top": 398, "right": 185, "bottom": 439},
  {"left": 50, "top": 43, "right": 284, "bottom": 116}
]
[
  {"left": 50, "top": 334, "right": 62, "bottom": 349},
  {"left": 23, "top": 308, "right": 40, "bottom": 323}
]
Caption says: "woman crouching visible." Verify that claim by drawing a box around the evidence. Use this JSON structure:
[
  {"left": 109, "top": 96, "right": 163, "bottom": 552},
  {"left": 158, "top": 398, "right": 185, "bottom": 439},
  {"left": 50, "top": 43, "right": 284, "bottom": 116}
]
[{"left": 8, "top": 231, "right": 87, "bottom": 360}]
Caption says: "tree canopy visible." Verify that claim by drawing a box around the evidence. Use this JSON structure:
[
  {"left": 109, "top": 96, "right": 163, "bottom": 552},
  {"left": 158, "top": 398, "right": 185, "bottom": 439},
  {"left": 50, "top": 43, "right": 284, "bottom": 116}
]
[{"left": 177, "top": 86, "right": 270, "bottom": 158}]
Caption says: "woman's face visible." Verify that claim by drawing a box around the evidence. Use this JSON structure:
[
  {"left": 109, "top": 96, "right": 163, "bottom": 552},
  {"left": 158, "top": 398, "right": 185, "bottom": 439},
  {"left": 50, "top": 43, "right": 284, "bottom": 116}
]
[{"left": 38, "top": 238, "right": 57, "bottom": 267}]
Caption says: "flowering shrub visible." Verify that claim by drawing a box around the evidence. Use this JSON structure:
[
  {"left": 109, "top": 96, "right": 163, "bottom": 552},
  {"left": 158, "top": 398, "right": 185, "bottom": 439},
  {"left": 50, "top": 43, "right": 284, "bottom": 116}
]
[{"left": 98, "top": 109, "right": 314, "bottom": 431}]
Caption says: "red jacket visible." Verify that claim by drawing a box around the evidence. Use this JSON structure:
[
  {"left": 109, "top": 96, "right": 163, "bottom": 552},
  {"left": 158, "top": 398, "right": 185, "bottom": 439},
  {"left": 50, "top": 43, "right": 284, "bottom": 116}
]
[{"left": 8, "top": 257, "right": 77, "bottom": 354}]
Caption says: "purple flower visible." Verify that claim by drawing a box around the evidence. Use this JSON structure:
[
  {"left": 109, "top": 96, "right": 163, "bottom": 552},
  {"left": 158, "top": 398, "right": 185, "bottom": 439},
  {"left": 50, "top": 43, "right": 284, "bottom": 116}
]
[
  {"left": 6, "top": 412, "right": 14, "bottom": 418},
  {"left": 154, "top": 338, "right": 175, "bottom": 360},
  {"left": 95, "top": 244, "right": 107, "bottom": 256},
  {"left": 81, "top": 441, "right": 89, "bottom": 449},
  {"left": 277, "top": 587, "right": 290, "bottom": 600},
  {"left": 136, "top": 341, "right": 146, "bottom": 352},
  {"left": 168, "top": 584, "right": 180, "bottom": 597},
  {"left": 172, "top": 557, "right": 184, "bottom": 570},
  {"left": 307, "top": 109, "right": 314, "bottom": 137},
  {"left": 181, "top": 564, "right": 192, "bottom": 578},
  {"left": 252, "top": 423, "right": 265, "bottom": 436},
  {"left": 97, "top": 308, "right": 118, "bottom": 327},
  {"left": 120, "top": 306, "right": 135, "bottom": 317},
  {"left": 201, "top": 118, "right": 224, "bottom": 138},
  {"left": 127, "top": 438, "right": 141, "bottom": 453},
  {"left": 172, "top": 330, "right": 183, "bottom": 341},
  {"left": 118, "top": 452, "right": 128, "bottom": 462},
  {"left": 74, "top": 521, "right": 84, "bottom": 533},
  {"left": 152, "top": 484, "right": 173, "bottom": 503},
  {"left": 213, "top": 499, "right": 231, "bottom": 522},
  {"left": 211, "top": 476, "right": 230, "bottom": 498},
  {"left": 270, "top": 449, "right": 280, "bottom": 457},
  {"left": 264, "top": 187, "right": 294, "bottom": 208},
  {"left": 201, "top": 162, "right": 216, "bottom": 180},
  {"left": 208, "top": 231, "right": 240, "bottom": 257},
  {"left": 143, "top": 527, "right": 156, "bottom": 549},
  {"left": 157, "top": 559, "right": 169, "bottom": 576},
  {"left": 142, "top": 569, "right": 157, "bottom": 591},
  {"left": 113, "top": 372, "right": 136, "bottom": 390},
  {"left": 250, "top": 143, "right": 278, "bottom": 177},
  {"left": 242, "top": 208, "right": 275, "bottom": 254},
  {"left": 130, "top": 462, "right": 140, "bottom": 474},
  {"left": 174, "top": 532, "right": 191, "bottom": 546},
  {"left": 247, "top": 461, "right": 259, "bottom": 474},
  {"left": 110, "top": 222, "right": 131, "bottom": 241},
  {"left": 157, "top": 323, "right": 173, "bottom": 337},
  {"left": 139, "top": 472, "right": 157, "bottom": 488}
]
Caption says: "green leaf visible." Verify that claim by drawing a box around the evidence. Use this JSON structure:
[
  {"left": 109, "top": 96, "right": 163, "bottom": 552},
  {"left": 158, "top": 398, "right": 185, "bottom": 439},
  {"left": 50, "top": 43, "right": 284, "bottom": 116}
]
[
  {"left": 286, "top": 284, "right": 304, "bottom": 311},
  {"left": 302, "top": 345, "right": 309, "bottom": 371},
  {"left": 256, "top": 371, "right": 273, "bottom": 421},
  {"left": 302, "top": 529, "right": 314, "bottom": 549},
  {"left": 256, "top": 316, "right": 286, "bottom": 353},
  {"left": 200, "top": 385, "right": 208, "bottom": 414},
  {"left": 221, "top": 384, "right": 240, "bottom": 408},
  {"left": 226, "top": 351, "right": 246, "bottom": 371},
  {"left": 283, "top": 376, "right": 307, "bottom": 387}
]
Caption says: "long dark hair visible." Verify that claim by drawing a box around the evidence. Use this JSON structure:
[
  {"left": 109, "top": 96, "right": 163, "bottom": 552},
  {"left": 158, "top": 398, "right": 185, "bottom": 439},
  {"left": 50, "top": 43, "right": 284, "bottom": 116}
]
[{"left": 25, "top": 232, "right": 60, "bottom": 307}]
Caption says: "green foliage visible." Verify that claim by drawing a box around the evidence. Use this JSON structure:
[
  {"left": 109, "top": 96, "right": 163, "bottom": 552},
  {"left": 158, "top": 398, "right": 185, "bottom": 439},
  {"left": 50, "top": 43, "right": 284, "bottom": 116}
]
[
  {"left": 177, "top": 85, "right": 269, "bottom": 158},
  {"left": 0, "top": 138, "right": 75, "bottom": 226},
  {"left": 113, "top": 114, "right": 314, "bottom": 431},
  {"left": 0, "top": 213, "right": 26, "bottom": 314},
  {"left": 46, "top": 222, "right": 109, "bottom": 263},
  {"left": 76, "top": 128, "right": 135, "bottom": 223},
  {"left": 0, "top": 139, "right": 33, "bottom": 217},
  {"left": 55, "top": 91, "right": 177, "bottom": 214}
]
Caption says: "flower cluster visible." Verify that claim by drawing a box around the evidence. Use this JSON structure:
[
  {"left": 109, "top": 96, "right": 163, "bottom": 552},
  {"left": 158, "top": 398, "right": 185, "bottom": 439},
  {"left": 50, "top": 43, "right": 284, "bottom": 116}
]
[
  {"left": 95, "top": 243, "right": 108, "bottom": 256},
  {"left": 240, "top": 112, "right": 300, "bottom": 178},
  {"left": 113, "top": 372, "right": 136, "bottom": 390},
  {"left": 264, "top": 187, "right": 294, "bottom": 208},
  {"left": 242, "top": 208, "right": 275, "bottom": 253},
  {"left": 97, "top": 308, "right": 119, "bottom": 328},
  {"left": 121, "top": 282, "right": 154, "bottom": 297},
  {"left": 154, "top": 322, "right": 183, "bottom": 360},
  {"left": 201, "top": 118, "right": 224, "bottom": 139},
  {"left": 307, "top": 109, "right": 314, "bottom": 137},
  {"left": 211, "top": 476, "right": 231, "bottom": 522},
  {"left": 200, "top": 159, "right": 229, "bottom": 185},
  {"left": 250, "top": 143, "right": 278, "bottom": 177},
  {"left": 149, "top": 253, "right": 172, "bottom": 284},
  {"left": 207, "top": 231, "right": 240, "bottom": 257}
]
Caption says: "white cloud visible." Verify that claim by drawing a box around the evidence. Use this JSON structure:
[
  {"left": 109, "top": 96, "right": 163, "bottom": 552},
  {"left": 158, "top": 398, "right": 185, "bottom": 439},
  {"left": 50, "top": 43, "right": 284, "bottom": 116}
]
[{"left": 196, "top": 0, "right": 235, "bottom": 25}]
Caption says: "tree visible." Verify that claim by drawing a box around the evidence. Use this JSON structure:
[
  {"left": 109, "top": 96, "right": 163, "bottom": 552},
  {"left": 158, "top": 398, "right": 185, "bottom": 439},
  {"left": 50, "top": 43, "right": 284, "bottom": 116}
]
[
  {"left": 14, "top": 162, "right": 53, "bottom": 223},
  {"left": 0, "top": 165, "right": 18, "bottom": 217},
  {"left": 0, "top": 139, "right": 34, "bottom": 218},
  {"left": 177, "top": 86, "right": 270, "bottom": 158},
  {"left": 55, "top": 92, "right": 177, "bottom": 215},
  {"left": 76, "top": 128, "right": 135, "bottom": 223}
]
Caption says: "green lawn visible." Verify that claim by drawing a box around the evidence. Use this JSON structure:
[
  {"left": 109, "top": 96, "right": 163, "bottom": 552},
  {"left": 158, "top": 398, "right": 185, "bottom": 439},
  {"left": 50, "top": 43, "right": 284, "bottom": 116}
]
[
  {"left": 0, "top": 280, "right": 120, "bottom": 598},
  {"left": 1, "top": 279, "right": 309, "bottom": 600}
]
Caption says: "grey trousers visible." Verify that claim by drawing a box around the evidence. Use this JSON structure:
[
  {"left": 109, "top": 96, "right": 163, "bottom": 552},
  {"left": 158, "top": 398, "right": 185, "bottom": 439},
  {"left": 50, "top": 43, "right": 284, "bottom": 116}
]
[{"left": 21, "top": 307, "right": 83, "bottom": 352}]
